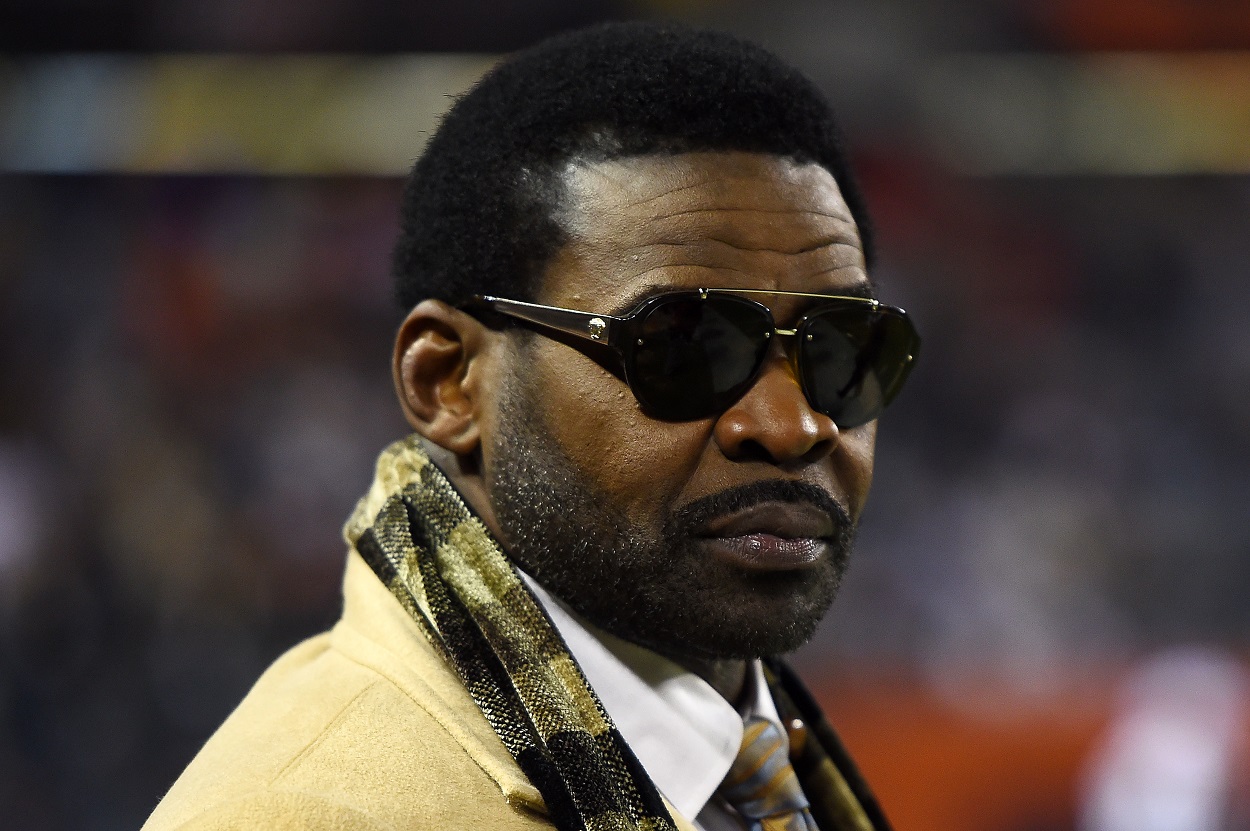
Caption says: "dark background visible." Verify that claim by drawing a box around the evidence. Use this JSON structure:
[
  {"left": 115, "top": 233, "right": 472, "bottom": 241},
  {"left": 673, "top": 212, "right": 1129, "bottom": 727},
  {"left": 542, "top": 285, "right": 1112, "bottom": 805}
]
[{"left": 3, "top": 2, "right": 1250, "bottom": 829}]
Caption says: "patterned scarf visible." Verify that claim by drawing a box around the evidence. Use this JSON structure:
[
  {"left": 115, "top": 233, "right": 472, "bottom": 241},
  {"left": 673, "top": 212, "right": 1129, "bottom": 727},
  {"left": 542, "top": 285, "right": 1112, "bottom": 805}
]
[{"left": 343, "top": 436, "right": 891, "bottom": 831}]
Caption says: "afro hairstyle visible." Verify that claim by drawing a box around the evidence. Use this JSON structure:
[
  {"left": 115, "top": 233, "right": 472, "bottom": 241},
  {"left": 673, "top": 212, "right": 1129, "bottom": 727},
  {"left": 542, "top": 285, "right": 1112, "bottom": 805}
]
[{"left": 392, "top": 20, "right": 874, "bottom": 311}]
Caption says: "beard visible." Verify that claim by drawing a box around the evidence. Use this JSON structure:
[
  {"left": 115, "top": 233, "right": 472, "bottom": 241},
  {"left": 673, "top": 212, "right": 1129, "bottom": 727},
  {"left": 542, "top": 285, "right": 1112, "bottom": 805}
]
[{"left": 484, "top": 369, "right": 856, "bottom": 664}]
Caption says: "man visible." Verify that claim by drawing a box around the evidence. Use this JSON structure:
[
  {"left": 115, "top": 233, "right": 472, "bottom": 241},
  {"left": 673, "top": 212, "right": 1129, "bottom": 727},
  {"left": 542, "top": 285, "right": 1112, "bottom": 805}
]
[{"left": 144, "top": 21, "right": 918, "bottom": 831}]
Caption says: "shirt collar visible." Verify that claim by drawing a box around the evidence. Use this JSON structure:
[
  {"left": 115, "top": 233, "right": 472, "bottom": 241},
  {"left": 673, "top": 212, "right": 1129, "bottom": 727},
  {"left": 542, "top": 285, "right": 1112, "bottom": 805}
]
[{"left": 520, "top": 572, "right": 783, "bottom": 821}]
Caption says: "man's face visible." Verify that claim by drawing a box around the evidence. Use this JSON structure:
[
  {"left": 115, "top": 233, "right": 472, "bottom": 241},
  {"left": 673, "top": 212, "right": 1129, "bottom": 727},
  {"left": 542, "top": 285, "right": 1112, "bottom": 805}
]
[{"left": 481, "top": 151, "right": 877, "bottom": 663}]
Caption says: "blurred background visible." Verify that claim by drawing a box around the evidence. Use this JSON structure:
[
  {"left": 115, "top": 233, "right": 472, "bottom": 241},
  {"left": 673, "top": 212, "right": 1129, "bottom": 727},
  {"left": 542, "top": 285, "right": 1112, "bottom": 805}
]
[{"left": 3, "top": 1, "right": 1250, "bottom": 829}]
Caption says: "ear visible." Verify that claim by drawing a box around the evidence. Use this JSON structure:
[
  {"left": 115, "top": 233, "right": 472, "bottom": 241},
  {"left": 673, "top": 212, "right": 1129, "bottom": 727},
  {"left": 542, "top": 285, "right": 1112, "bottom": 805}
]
[{"left": 392, "top": 299, "right": 491, "bottom": 456}]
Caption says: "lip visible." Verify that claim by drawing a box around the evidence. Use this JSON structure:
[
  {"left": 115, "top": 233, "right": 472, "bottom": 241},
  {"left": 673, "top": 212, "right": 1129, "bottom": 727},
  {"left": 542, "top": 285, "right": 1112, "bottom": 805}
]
[{"left": 696, "top": 502, "right": 835, "bottom": 571}]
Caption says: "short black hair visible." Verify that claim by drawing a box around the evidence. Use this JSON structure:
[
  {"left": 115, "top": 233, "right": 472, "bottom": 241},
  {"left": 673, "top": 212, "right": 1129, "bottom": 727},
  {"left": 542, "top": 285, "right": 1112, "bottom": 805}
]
[{"left": 392, "top": 20, "right": 873, "bottom": 311}]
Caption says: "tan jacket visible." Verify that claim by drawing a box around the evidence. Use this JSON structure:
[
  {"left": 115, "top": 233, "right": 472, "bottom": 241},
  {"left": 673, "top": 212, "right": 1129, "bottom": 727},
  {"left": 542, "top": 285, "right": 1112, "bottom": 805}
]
[{"left": 143, "top": 551, "right": 698, "bottom": 831}]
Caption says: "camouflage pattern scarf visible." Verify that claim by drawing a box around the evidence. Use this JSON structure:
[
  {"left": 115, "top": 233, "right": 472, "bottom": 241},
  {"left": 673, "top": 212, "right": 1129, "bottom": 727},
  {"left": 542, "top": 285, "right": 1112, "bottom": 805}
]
[{"left": 343, "top": 436, "right": 890, "bottom": 831}]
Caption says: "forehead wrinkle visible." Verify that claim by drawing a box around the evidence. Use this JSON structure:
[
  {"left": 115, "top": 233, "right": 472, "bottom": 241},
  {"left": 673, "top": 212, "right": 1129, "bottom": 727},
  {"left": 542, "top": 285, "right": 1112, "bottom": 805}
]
[
  {"left": 570, "top": 171, "right": 858, "bottom": 233},
  {"left": 636, "top": 209, "right": 860, "bottom": 253},
  {"left": 602, "top": 236, "right": 860, "bottom": 258},
  {"left": 612, "top": 176, "right": 721, "bottom": 209},
  {"left": 692, "top": 235, "right": 860, "bottom": 257},
  {"left": 643, "top": 206, "right": 855, "bottom": 221},
  {"left": 560, "top": 161, "right": 718, "bottom": 230},
  {"left": 607, "top": 238, "right": 864, "bottom": 274},
  {"left": 574, "top": 155, "right": 763, "bottom": 206},
  {"left": 638, "top": 207, "right": 858, "bottom": 236}
]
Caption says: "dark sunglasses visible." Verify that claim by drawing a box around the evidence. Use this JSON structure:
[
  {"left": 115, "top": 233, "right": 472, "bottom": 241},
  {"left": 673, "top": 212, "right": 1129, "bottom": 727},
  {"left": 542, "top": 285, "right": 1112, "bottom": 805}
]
[{"left": 465, "top": 288, "right": 920, "bottom": 427}]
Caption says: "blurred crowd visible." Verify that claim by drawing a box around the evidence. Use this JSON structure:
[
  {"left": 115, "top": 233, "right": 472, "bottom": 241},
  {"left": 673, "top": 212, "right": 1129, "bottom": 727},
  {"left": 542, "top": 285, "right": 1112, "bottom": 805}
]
[
  {"left": 0, "top": 176, "right": 408, "bottom": 827},
  {"left": 4, "top": 1, "right": 1250, "bottom": 829}
]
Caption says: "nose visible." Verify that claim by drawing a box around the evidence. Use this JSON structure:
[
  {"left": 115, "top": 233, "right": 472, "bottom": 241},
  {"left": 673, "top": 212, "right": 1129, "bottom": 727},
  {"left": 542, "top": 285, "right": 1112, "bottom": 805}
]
[{"left": 712, "top": 348, "right": 840, "bottom": 465}]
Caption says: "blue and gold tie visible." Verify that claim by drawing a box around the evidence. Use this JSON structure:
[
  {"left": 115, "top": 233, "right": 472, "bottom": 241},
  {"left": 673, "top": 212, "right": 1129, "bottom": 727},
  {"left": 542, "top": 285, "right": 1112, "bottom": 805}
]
[{"left": 719, "top": 716, "right": 819, "bottom": 831}]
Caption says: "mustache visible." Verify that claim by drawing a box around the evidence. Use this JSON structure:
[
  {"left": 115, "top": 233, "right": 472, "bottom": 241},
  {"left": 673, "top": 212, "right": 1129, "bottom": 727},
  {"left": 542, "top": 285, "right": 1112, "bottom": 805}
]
[{"left": 665, "top": 479, "right": 853, "bottom": 539}]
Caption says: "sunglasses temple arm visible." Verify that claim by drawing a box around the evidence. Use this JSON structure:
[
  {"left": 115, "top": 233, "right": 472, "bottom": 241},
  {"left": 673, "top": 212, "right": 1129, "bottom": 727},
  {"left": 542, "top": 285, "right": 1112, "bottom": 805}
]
[{"left": 477, "top": 296, "right": 621, "bottom": 345}]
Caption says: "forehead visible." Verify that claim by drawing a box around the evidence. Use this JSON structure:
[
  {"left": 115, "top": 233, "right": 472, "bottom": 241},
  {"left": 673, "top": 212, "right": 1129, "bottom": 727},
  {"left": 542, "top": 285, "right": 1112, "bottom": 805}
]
[{"left": 538, "top": 151, "right": 868, "bottom": 311}]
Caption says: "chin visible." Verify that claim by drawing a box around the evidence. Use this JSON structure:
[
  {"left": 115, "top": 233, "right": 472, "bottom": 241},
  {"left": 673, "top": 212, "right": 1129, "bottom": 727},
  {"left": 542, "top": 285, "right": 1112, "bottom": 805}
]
[{"left": 618, "top": 568, "right": 842, "bottom": 661}]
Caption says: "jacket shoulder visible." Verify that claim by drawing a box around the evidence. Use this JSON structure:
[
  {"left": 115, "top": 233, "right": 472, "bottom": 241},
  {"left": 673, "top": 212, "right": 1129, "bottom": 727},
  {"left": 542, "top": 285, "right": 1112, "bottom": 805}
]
[
  {"left": 157, "top": 791, "right": 389, "bottom": 831},
  {"left": 144, "top": 630, "right": 549, "bottom": 831}
]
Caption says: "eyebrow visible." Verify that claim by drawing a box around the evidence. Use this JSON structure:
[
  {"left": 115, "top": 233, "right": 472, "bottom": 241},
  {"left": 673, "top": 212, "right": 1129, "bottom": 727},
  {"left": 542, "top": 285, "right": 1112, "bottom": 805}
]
[{"left": 607, "top": 283, "right": 672, "bottom": 316}]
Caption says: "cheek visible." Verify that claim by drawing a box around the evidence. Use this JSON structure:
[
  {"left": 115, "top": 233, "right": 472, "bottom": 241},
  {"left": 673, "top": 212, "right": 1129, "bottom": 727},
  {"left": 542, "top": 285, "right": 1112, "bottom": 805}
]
[
  {"left": 838, "top": 422, "right": 877, "bottom": 520},
  {"left": 533, "top": 345, "right": 707, "bottom": 514}
]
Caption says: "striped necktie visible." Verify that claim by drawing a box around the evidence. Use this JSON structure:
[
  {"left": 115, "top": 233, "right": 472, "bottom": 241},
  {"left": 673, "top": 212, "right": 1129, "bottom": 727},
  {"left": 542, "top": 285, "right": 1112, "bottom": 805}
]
[{"left": 719, "top": 716, "right": 820, "bottom": 831}]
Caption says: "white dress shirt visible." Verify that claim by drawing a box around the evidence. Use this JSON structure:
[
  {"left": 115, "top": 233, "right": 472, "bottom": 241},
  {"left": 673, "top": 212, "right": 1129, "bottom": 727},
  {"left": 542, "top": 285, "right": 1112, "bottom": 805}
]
[{"left": 521, "top": 574, "right": 790, "bottom": 831}]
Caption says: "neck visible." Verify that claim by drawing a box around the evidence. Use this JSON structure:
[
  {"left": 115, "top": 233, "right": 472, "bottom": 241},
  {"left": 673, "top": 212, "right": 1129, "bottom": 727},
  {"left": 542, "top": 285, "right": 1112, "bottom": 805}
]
[{"left": 680, "top": 656, "right": 749, "bottom": 705}]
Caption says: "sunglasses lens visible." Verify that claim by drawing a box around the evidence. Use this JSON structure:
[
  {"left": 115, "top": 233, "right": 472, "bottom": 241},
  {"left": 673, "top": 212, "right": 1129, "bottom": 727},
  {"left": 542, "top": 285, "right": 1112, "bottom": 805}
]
[
  {"left": 628, "top": 296, "right": 771, "bottom": 420},
  {"left": 800, "top": 306, "right": 919, "bottom": 428}
]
